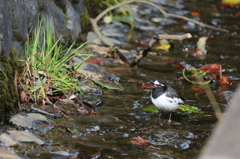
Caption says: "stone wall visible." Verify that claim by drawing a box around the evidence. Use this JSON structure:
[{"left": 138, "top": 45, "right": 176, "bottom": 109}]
[{"left": 0, "top": 0, "right": 85, "bottom": 57}]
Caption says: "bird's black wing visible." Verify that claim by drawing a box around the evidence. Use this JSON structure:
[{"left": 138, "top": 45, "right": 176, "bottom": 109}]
[{"left": 165, "top": 87, "right": 185, "bottom": 104}]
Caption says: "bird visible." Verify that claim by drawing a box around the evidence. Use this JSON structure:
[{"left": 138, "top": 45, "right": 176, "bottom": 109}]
[{"left": 151, "top": 80, "right": 185, "bottom": 122}]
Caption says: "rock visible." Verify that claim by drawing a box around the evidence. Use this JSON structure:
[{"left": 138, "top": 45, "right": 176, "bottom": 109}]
[
  {"left": 0, "top": 0, "right": 12, "bottom": 57},
  {"left": 0, "top": 130, "right": 44, "bottom": 146},
  {"left": 50, "top": 150, "right": 70, "bottom": 156},
  {"left": 76, "top": 59, "right": 120, "bottom": 82},
  {"left": 12, "top": 0, "right": 28, "bottom": 42},
  {"left": 87, "top": 32, "right": 102, "bottom": 45},
  {"left": 0, "top": 0, "right": 85, "bottom": 56},
  {"left": 9, "top": 113, "right": 49, "bottom": 128},
  {"left": 0, "top": 147, "right": 26, "bottom": 159}
]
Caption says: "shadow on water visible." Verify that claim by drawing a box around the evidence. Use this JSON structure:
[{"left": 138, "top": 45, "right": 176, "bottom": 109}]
[{"left": 28, "top": 0, "right": 240, "bottom": 158}]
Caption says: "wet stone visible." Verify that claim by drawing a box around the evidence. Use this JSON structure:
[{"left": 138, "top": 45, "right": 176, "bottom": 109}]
[
  {"left": 0, "top": 130, "right": 44, "bottom": 146},
  {"left": 0, "top": 147, "right": 26, "bottom": 159}
]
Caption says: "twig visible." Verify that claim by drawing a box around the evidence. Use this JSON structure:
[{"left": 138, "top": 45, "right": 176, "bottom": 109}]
[
  {"left": 202, "top": 84, "right": 223, "bottom": 120},
  {"left": 195, "top": 77, "right": 223, "bottom": 120},
  {"left": 155, "top": 33, "right": 192, "bottom": 42},
  {"left": 45, "top": 97, "right": 69, "bottom": 118},
  {"left": 130, "top": 33, "right": 192, "bottom": 67}
]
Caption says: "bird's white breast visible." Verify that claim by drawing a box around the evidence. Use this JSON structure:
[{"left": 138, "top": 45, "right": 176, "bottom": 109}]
[{"left": 151, "top": 93, "right": 183, "bottom": 111}]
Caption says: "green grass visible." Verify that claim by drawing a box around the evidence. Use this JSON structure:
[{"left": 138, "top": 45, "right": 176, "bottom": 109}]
[{"left": 20, "top": 18, "right": 115, "bottom": 103}]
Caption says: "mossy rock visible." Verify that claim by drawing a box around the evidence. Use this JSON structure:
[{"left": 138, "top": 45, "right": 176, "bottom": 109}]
[{"left": 0, "top": 49, "right": 23, "bottom": 122}]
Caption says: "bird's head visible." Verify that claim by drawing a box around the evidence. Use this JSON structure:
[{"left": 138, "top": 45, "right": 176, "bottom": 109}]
[{"left": 152, "top": 80, "right": 167, "bottom": 90}]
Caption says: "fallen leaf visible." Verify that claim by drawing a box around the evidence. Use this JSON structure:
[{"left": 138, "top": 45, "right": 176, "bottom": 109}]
[
  {"left": 141, "top": 85, "right": 154, "bottom": 89},
  {"left": 103, "top": 15, "right": 112, "bottom": 24},
  {"left": 155, "top": 44, "right": 171, "bottom": 50},
  {"left": 130, "top": 136, "right": 151, "bottom": 145},
  {"left": 154, "top": 39, "right": 171, "bottom": 51},
  {"left": 221, "top": 0, "right": 240, "bottom": 7},
  {"left": 176, "top": 62, "right": 182, "bottom": 68},
  {"left": 143, "top": 105, "right": 159, "bottom": 113},
  {"left": 20, "top": 91, "right": 27, "bottom": 102},
  {"left": 190, "top": 87, "right": 204, "bottom": 92},
  {"left": 199, "top": 64, "right": 222, "bottom": 74},
  {"left": 90, "top": 112, "right": 102, "bottom": 116},
  {"left": 197, "top": 37, "right": 208, "bottom": 53},
  {"left": 235, "top": 11, "right": 240, "bottom": 17},
  {"left": 136, "top": 39, "right": 149, "bottom": 46},
  {"left": 220, "top": 76, "right": 230, "bottom": 85},
  {"left": 233, "top": 34, "right": 240, "bottom": 38},
  {"left": 86, "top": 57, "right": 104, "bottom": 64},
  {"left": 179, "top": 105, "right": 201, "bottom": 113},
  {"left": 190, "top": 11, "right": 201, "bottom": 17}
]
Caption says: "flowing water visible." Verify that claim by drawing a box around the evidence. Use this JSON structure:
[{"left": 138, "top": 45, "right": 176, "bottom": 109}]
[{"left": 26, "top": 0, "right": 240, "bottom": 158}]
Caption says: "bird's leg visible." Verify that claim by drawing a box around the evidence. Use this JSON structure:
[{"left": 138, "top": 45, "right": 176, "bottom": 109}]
[
  {"left": 158, "top": 110, "right": 164, "bottom": 125},
  {"left": 158, "top": 110, "right": 163, "bottom": 119},
  {"left": 168, "top": 112, "right": 172, "bottom": 123}
]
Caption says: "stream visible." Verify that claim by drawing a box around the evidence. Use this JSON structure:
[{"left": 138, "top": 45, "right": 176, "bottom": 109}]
[{"left": 3, "top": 0, "right": 240, "bottom": 159}]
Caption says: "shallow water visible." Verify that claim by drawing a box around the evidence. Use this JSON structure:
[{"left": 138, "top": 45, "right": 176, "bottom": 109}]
[{"left": 27, "top": 0, "right": 240, "bottom": 158}]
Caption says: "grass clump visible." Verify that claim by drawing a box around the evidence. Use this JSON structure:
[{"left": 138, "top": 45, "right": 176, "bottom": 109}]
[{"left": 19, "top": 18, "right": 93, "bottom": 103}]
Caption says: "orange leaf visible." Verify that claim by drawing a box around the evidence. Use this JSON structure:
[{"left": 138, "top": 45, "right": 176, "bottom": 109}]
[
  {"left": 199, "top": 64, "right": 222, "bottom": 74},
  {"left": 220, "top": 76, "right": 230, "bottom": 85},
  {"left": 190, "top": 87, "right": 204, "bottom": 92},
  {"left": 235, "top": 11, "right": 240, "bottom": 17},
  {"left": 90, "top": 112, "right": 102, "bottom": 116},
  {"left": 130, "top": 136, "right": 151, "bottom": 145},
  {"left": 176, "top": 62, "right": 182, "bottom": 68},
  {"left": 141, "top": 85, "right": 154, "bottom": 89},
  {"left": 190, "top": 11, "right": 201, "bottom": 17}
]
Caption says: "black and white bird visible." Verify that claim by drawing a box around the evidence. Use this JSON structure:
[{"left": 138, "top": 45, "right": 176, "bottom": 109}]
[{"left": 151, "top": 80, "right": 185, "bottom": 122}]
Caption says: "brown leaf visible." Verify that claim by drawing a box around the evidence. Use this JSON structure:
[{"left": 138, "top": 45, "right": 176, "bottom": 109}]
[
  {"left": 130, "top": 136, "right": 151, "bottom": 145},
  {"left": 220, "top": 76, "right": 230, "bottom": 85},
  {"left": 20, "top": 91, "right": 27, "bottom": 102},
  {"left": 86, "top": 57, "right": 104, "bottom": 64},
  {"left": 175, "top": 62, "right": 182, "bottom": 68},
  {"left": 136, "top": 39, "right": 149, "bottom": 46},
  {"left": 90, "top": 112, "right": 102, "bottom": 116},
  {"left": 234, "top": 12, "right": 240, "bottom": 17},
  {"left": 199, "top": 64, "right": 222, "bottom": 74}
]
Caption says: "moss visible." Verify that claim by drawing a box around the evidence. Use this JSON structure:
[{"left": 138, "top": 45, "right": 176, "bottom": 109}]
[
  {"left": 0, "top": 48, "right": 24, "bottom": 122},
  {"left": 83, "top": 0, "right": 108, "bottom": 18},
  {"left": 80, "top": 9, "right": 91, "bottom": 34}
]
